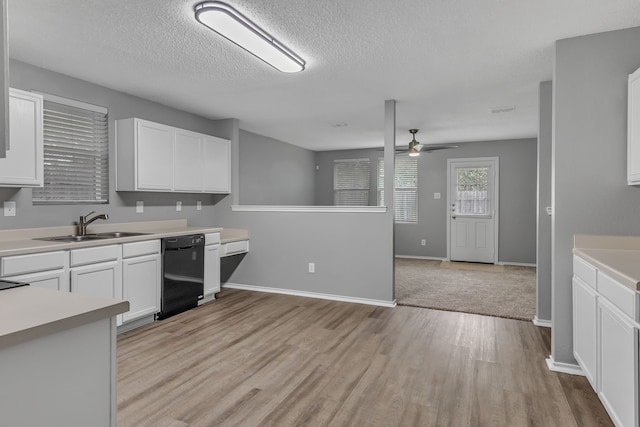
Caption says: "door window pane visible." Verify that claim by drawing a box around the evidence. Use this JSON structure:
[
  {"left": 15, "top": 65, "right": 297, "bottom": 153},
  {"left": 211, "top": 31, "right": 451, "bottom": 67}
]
[{"left": 456, "top": 167, "right": 489, "bottom": 215}]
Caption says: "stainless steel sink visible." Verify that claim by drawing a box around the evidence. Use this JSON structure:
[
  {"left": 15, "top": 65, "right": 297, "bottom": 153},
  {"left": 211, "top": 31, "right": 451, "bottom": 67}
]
[
  {"left": 34, "top": 231, "right": 150, "bottom": 242},
  {"left": 94, "top": 231, "right": 150, "bottom": 238}
]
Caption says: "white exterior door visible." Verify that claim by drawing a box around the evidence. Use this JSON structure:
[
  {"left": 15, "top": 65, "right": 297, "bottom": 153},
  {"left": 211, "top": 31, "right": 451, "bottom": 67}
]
[{"left": 447, "top": 157, "right": 498, "bottom": 264}]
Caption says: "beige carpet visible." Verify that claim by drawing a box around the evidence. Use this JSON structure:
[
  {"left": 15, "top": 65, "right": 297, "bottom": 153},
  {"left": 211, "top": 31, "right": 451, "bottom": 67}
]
[{"left": 395, "top": 258, "right": 536, "bottom": 321}]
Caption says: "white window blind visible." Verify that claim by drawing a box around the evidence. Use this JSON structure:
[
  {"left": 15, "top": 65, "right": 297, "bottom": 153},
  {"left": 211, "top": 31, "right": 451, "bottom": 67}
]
[
  {"left": 334, "top": 158, "right": 370, "bottom": 206},
  {"left": 377, "top": 157, "right": 418, "bottom": 223},
  {"left": 33, "top": 96, "right": 109, "bottom": 204}
]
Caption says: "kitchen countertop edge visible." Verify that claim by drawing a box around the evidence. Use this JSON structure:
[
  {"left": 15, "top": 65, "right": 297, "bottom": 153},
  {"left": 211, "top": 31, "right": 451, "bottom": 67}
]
[
  {"left": 0, "top": 287, "right": 129, "bottom": 350},
  {"left": 0, "top": 225, "right": 253, "bottom": 257},
  {"left": 574, "top": 234, "right": 640, "bottom": 291}
]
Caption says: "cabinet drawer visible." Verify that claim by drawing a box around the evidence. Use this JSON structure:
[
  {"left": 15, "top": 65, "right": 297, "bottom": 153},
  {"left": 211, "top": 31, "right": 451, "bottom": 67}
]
[
  {"left": 1, "top": 251, "right": 67, "bottom": 276},
  {"left": 205, "top": 232, "right": 220, "bottom": 245},
  {"left": 574, "top": 256, "right": 597, "bottom": 289},
  {"left": 597, "top": 270, "right": 638, "bottom": 321},
  {"left": 70, "top": 245, "right": 120, "bottom": 267},
  {"left": 122, "top": 240, "right": 160, "bottom": 259},
  {"left": 221, "top": 240, "right": 249, "bottom": 257}
]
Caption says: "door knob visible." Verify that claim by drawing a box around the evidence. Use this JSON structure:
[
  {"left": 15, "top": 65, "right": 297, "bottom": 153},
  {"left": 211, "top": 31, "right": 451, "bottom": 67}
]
[{"left": 452, "top": 216, "right": 456, "bottom": 219}]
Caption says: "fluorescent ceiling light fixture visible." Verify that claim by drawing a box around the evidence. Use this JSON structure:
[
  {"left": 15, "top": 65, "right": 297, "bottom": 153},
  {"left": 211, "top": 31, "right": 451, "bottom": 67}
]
[{"left": 194, "top": 2, "right": 305, "bottom": 73}]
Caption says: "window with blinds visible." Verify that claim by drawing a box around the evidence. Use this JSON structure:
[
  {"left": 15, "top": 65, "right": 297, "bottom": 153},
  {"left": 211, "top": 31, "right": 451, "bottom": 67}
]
[
  {"left": 333, "top": 158, "right": 370, "bottom": 206},
  {"left": 32, "top": 96, "right": 109, "bottom": 204},
  {"left": 377, "top": 157, "right": 418, "bottom": 223}
]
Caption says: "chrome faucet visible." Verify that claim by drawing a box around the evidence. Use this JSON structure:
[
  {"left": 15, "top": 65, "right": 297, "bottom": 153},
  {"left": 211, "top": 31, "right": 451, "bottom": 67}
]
[{"left": 78, "top": 211, "right": 109, "bottom": 236}]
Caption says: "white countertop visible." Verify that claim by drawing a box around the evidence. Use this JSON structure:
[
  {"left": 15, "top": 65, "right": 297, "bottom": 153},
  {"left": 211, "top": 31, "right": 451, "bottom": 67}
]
[
  {"left": 0, "top": 220, "right": 249, "bottom": 257},
  {"left": 0, "top": 286, "right": 129, "bottom": 350},
  {"left": 574, "top": 234, "right": 640, "bottom": 290}
]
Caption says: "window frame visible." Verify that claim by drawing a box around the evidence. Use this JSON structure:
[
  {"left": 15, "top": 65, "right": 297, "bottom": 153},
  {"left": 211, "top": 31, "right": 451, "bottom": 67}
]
[
  {"left": 333, "top": 158, "right": 371, "bottom": 206},
  {"left": 377, "top": 156, "right": 418, "bottom": 223},
  {"left": 32, "top": 93, "right": 109, "bottom": 205}
]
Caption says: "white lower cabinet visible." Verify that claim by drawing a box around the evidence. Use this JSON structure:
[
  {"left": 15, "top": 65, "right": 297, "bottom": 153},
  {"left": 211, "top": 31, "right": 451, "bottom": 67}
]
[
  {"left": 598, "top": 297, "right": 639, "bottom": 427},
  {"left": 573, "top": 254, "right": 640, "bottom": 427},
  {"left": 204, "top": 244, "right": 220, "bottom": 296},
  {"left": 0, "top": 250, "right": 69, "bottom": 292},
  {"left": 200, "top": 232, "right": 221, "bottom": 304},
  {"left": 573, "top": 277, "right": 598, "bottom": 389},
  {"left": 70, "top": 245, "right": 123, "bottom": 326},
  {"left": 121, "top": 240, "right": 161, "bottom": 324}
]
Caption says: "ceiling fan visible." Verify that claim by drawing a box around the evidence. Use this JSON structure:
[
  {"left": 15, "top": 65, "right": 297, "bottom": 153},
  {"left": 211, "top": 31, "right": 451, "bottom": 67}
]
[{"left": 398, "top": 129, "right": 458, "bottom": 156}]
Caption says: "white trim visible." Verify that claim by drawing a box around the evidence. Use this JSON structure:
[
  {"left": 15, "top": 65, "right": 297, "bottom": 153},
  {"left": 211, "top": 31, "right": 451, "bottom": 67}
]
[
  {"left": 395, "top": 255, "right": 447, "bottom": 261},
  {"left": 498, "top": 261, "right": 537, "bottom": 267},
  {"left": 33, "top": 91, "right": 108, "bottom": 114},
  {"left": 231, "top": 205, "right": 387, "bottom": 213},
  {"left": 545, "top": 356, "right": 584, "bottom": 376},
  {"left": 223, "top": 282, "right": 397, "bottom": 308},
  {"left": 533, "top": 316, "right": 552, "bottom": 328}
]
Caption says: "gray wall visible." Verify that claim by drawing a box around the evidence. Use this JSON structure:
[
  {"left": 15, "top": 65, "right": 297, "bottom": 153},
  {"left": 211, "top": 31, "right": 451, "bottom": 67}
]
[
  {"left": 314, "top": 148, "right": 381, "bottom": 206},
  {"left": 1, "top": 60, "right": 231, "bottom": 229},
  {"left": 239, "top": 130, "right": 316, "bottom": 205},
  {"left": 537, "top": 82, "right": 553, "bottom": 323},
  {"left": 552, "top": 27, "right": 640, "bottom": 365},
  {"left": 212, "top": 104, "right": 396, "bottom": 304},
  {"left": 396, "top": 138, "right": 537, "bottom": 264},
  {"left": 317, "top": 139, "right": 537, "bottom": 264}
]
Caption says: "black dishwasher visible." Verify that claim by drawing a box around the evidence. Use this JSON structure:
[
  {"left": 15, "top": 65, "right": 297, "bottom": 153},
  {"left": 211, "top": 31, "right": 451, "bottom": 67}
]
[{"left": 158, "top": 234, "right": 205, "bottom": 320}]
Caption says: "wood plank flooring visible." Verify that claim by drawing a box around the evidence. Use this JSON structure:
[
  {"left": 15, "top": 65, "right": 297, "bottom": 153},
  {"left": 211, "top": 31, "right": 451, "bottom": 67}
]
[{"left": 117, "top": 289, "right": 612, "bottom": 427}]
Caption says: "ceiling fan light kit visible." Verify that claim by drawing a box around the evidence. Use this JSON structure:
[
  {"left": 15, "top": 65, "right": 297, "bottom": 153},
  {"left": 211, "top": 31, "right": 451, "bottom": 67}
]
[
  {"left": 408, "top": 129, "right": 421, "bottom": 157},
  {"left": 194, "top": 1, "right": 306, "bottom": 73}
]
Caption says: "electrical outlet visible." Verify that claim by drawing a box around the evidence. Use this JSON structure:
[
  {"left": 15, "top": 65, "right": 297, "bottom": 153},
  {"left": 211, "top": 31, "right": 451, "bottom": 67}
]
[
  {"left": 136, "top": 201, "right": 144, "bottom": 213},
  {"left": 4, "top": 201, "right": 16, "bottom": 217},
  {"left": 176, "top": 201, "right": 182, "bottom": 212},
  {"left": 196, "top": 201, "right": 202, "bottom": 211},
  {"left": 308, "top": 262, "right": 315, "bottom": 273},
  {"left": 421, "top": 239, "right": 426, "bottom": 246}
]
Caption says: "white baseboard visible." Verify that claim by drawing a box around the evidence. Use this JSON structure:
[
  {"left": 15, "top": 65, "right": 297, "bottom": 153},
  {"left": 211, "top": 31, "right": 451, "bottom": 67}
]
[
  {"left": 545, "top": 356, "right": 584, "bottom": 376},
  {"left": 222, "top": 283, "right": 397, "bottom": 308},
  {"left": 395, "top": 255, "right": 447, "bottom": 261},
  {"left": 117, "top": 315, "right": 155, "bottom": 334},
  {"left": 533, "top": 316, "right": 552, "bottom": 328},
  {"left": 497, "top": 261, "right": 537, "bottom": 267}
]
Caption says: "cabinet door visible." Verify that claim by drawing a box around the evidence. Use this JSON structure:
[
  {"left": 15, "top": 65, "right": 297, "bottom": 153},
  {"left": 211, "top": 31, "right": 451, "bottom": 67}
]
[
  {"left": 202, "top": 136, "right": 230, "bottom": 193},
  {"left": 204, "top": 244, "right": 220, "bottom": 296},
  {"left": 0, "top": 89, "right": 43, "bottom": 187},
  {"left": 136, "top": 120, "right": 173, "bottom": 191},
  {"left": 4, "top": 269, "right": 69, "bottom": 292},
  {"left": 71, "top": 261, "right": 123, "bottom": 325},
  {"left": 174, "top": 129, "right": 203, "bottom": 192},
  {"left": 598, "top": 298, "right": 638, "bottom": 427},
  {"left": 122, "top": 254, "right": 161, "bottom": 323},
  {"left": 573, "top": 277, "right": 598, "bottom": 390}
]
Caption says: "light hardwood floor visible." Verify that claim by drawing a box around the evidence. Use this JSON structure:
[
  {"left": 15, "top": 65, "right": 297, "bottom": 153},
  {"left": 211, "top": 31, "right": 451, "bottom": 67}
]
[{"left": 117, "top": 289, "right": 612, "bottom": 426}]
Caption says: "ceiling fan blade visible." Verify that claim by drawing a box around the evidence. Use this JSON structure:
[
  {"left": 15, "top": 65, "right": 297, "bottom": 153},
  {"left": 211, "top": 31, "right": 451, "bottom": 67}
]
[{"left": 420, "top": 145, "right": 458, "bottom": 152}]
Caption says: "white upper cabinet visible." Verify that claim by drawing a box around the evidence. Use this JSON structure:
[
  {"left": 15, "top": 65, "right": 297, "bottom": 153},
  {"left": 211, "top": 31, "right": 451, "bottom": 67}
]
[
  {"left": 136, "top": 120, "right": 174, "bottom": 191},
  {"left": 203, "top": 136, "right": 231, "bottom": 193},
  {"left": 628, "top": 67, "right": 640, "bottom": 185},
  {"left": 174, "top": 129, "right": 204, "bottom": 192},
  {"left": 0, "top": 89, "right": 43, "bottom": 187},
  {"left": 116, "top": 118, "right": 230, "bottom": 193}
]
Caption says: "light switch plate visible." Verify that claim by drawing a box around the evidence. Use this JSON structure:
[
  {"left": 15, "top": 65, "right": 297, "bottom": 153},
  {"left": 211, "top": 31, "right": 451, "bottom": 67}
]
[
  {"left": 434, "top": 192, "right": 441, "bottom": 199},
  {"left": 196, "top": 201, "right": 202, "bottom": 211},
  {"left": 136, "top": 201, "right": 144, "bottom": 213},
  {"left": 176, "top": 201, "right": 182, "bottom": 212},
  {"left": 4, "top": 201, "right": 16, "bottom": 217}
]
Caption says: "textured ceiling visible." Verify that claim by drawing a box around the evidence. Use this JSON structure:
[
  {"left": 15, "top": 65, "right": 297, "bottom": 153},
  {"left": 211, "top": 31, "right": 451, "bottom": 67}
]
[{"left": 8, "top": 0, "right": 640, "bottom": 150}]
